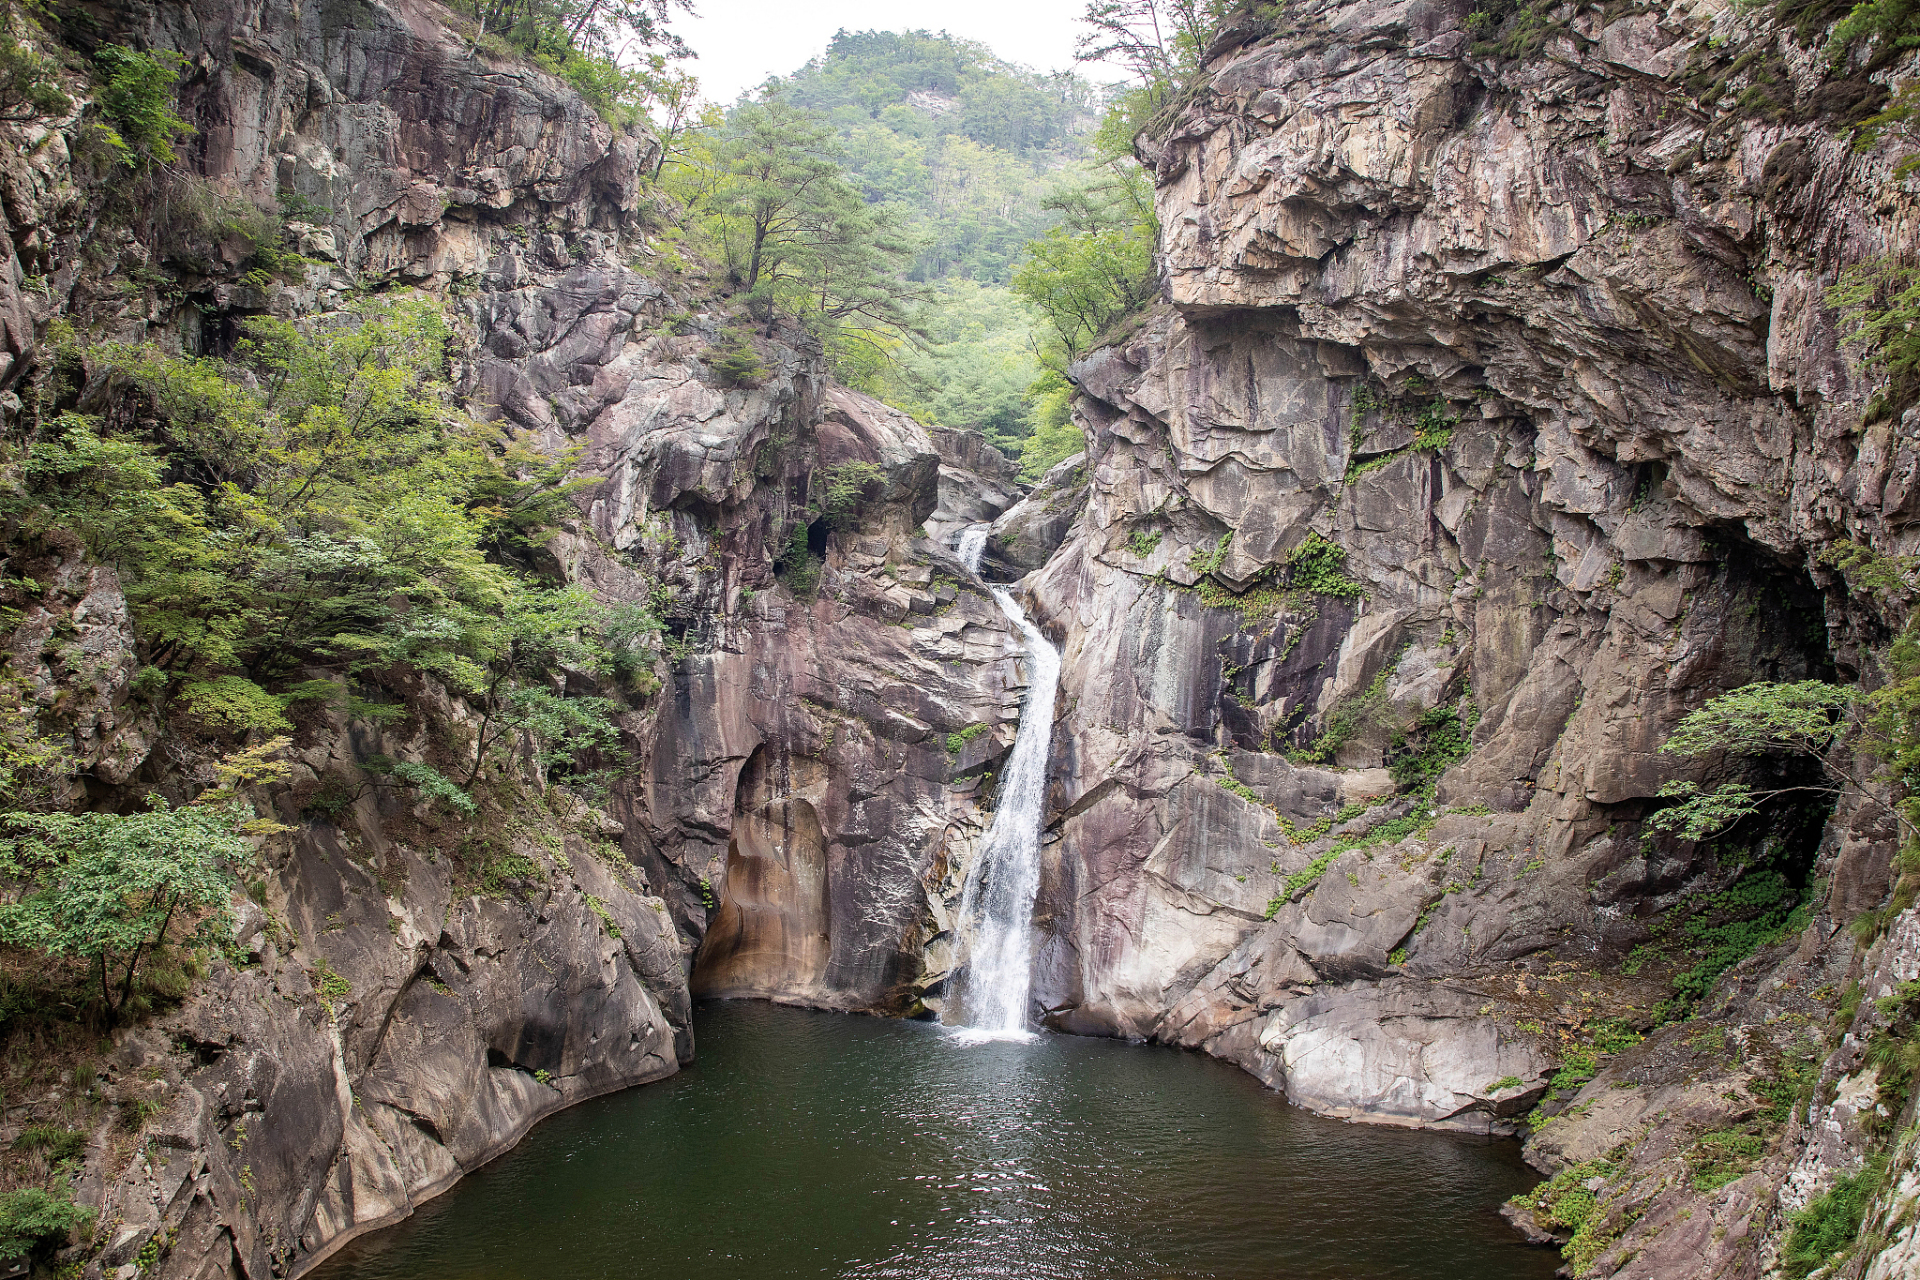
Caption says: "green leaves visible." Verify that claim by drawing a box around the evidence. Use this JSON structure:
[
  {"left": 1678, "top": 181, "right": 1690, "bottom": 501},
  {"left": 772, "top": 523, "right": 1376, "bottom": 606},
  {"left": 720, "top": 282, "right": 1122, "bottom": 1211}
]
[
  {"left": 1827, "top": 256, "right": 1920, "bottom": 417},
  {"left": 23, "top": 300, "right": 579, "bottom": 689},
  {"left": 1648, "top": 682, "right": 1857, "bottom": 843},
  {"left": 1647, "top": 781, "right": 1762, "bottom": 841},
  {"left": 181, "top": 676, "right": 294, "bottom": 734},
  {"left": 0, "top": 1184, "right": 90, "bottom": 1262},
  {"left": 0, "top": 798, "right": 243, "bottom": 1018},
  {"left": 1659, "top": 681, "right": 1856, "bottom": 760},
  {"left": 1780, "top": 1157, "right": 1885, "bottom": 1279},
  {"left": 92, "top": 44, "right": 191, "bottom": 167},
  {"left": 1011, "top": 165, "right": 1158, "bottom": 357},
  {"left": 18, "top": 298, "right": 644, "bottom": 821}
]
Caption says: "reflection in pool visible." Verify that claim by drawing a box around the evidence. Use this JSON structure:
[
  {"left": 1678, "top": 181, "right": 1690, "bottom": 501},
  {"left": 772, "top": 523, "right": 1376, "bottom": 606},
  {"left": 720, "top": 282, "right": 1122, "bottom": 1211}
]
[{"left": 314, "top": 1001, "right": 1559, "bottom": 1280}]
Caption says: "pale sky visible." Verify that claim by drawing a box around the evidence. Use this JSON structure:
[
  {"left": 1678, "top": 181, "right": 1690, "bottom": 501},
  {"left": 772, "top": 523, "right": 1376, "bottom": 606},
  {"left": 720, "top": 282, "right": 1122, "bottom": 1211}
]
[{"left": 678, "top": 0, "right": 1123, "bottom": 104}]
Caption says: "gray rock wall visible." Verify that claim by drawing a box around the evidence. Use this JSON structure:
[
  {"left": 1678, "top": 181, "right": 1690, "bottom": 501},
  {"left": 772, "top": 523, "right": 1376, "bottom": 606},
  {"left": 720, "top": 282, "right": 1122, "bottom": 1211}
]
[
  {"left": 1006, "top": 0, "right": 1920, "bottom": 1272},
  {"left": 0, "top": 2, "right": 1026, "bottom": 1277},
  {"left": 7, "top": 0, "right": 1919, "bottom": 1277}
]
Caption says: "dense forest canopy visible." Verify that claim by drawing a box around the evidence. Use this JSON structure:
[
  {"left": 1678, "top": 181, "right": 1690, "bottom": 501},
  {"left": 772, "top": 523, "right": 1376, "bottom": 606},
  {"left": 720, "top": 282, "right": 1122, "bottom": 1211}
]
[{"left": 670, "top": 26, "right": 1153, "bottom": 472}]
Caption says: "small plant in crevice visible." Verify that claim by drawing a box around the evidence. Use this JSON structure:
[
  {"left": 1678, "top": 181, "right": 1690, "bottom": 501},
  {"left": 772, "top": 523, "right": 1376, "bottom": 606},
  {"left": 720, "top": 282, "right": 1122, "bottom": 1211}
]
[
  {"left": 704, "top": 330, "right": 768, "bottom": 388},
  {"left": 1285, "top": 533, "right": 1366, "bottom": 600},
  {"left": 774, "top": 522, "right": 823, "bottom": 599},
  {"left": 1388, "top": 705, "right": 1473, "bottom": 791},
  {"left": 945, "top": 722, "right": 991, "bottom": 755},
  {"left": 584, "top": 893, "right": 622, "bottom": 940},
  {"left": 1188, "top": 530, "right": 1232, "bottom": 577},
  {"left": 310, "top": 960, "right": 351, "bottom": 1016},
  {"left": 1779, "top": 1154, "right": 1886, "bottom": 1279},
  {"left": 816, "top": 461, "right": 885, "bottom": 529}
]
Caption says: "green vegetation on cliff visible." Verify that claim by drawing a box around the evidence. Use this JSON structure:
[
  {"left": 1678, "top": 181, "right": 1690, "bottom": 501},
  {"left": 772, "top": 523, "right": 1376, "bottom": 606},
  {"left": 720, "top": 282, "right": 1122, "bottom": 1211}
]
[{"left": 0, "top": 296, "right": 666, "bottom": 1035}]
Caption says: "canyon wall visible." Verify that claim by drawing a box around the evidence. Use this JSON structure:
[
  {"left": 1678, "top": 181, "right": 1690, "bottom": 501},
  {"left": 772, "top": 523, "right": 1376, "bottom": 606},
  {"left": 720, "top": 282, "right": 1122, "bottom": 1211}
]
[
  {"left": 0, "top": 2, "right": 1024, "bottom": 1277},
  {"left": 995, "top": 0, "right": 1920, "bottom": 1275}
]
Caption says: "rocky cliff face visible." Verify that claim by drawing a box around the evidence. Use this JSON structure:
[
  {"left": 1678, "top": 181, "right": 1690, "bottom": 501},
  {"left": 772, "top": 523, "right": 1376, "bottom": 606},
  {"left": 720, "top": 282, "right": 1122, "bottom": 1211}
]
[
  {"left": 996, "top": 0, "right": 1920, "bottom": 1274},
  {"left": 0, "top": 3, "right": 1026, "bottom": 1278}
]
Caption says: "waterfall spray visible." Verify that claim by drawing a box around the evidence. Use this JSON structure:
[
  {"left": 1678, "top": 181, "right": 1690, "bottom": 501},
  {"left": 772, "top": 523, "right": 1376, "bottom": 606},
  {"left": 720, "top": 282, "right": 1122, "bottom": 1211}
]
[{"left": 949, "top": 525, "right": 1060, "bottom": 1037}]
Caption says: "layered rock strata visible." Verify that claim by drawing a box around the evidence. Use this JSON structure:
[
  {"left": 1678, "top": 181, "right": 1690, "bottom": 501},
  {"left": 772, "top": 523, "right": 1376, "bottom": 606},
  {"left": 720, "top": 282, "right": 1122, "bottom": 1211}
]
[
  {"left": 1005, "top": 0, "right": 1920, "bottom": 1273},
  {"left": 0, "top": 2, "right": 1026, "bottom": 1277}
]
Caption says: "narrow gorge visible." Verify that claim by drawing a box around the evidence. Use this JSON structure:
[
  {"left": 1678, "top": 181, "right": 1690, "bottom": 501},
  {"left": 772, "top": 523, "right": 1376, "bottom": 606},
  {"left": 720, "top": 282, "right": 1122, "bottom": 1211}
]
[{"left": 0, "top": 0, "right": 1917, "bottom": 1278}]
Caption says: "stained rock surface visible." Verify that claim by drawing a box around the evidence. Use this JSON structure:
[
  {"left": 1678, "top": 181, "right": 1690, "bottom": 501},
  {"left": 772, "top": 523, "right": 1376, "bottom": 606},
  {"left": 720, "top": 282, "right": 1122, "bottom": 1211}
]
[{"left": 1008, "top": 0, "right": 1920, "bottom": 1270}]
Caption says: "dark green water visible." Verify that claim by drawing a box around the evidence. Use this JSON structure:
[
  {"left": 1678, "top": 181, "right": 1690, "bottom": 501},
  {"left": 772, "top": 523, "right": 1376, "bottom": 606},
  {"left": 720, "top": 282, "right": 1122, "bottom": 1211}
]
[{"left": 315, "top": 1002, "right": 1559, "bottom": 1280}]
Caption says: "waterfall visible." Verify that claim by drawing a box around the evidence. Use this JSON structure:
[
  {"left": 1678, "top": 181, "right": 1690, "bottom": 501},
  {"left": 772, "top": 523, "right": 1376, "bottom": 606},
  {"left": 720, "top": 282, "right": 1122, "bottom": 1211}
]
[{"left": 948, "top": 524, "right": 1060, "bottom": 1038}]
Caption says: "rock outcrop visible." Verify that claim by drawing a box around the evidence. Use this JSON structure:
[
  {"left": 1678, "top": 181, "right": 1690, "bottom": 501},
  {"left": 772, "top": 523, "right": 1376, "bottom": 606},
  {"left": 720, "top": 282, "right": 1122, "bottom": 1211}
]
[
  {"left": 1005, "top": 0, "right": 1920, "bottom": 1270},
  {"left": 7, "top": 0, "right": 1920, "bottom": 1276},
  {"left": 0, "top": 2, "right": 1025, "bottom": 1277}
]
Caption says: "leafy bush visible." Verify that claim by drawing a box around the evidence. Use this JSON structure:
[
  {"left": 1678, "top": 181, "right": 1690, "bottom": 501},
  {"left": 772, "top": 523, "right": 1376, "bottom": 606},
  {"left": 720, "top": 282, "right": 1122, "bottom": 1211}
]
[
  {"left": 1825, "top": 0, "right": 1920, "bottom": 63},
  {"left": 0, "top": 1184, "right": 89, "bottom": 1261},
  {"left": 0, "top": 798, "right": 244, "bottom": 1019},
  {"left": 382, "top": 760, "right": 477, "bottom": 816},
  {"left": 17, "top": 300, "right": 631, "bottom": 791},
  {"left": 93, "top": 44, "right": 192, "bottom": 167},
  {"left": 705, "top": 333, "right": 768, "bottom": 388},
  {"left": 1011, "top": 165, "right": 1157, "bottom": 357},
  {"left": 1389, "top": 706, "right": 1472, "bottom": 791},
  {"left": 449, "top": 0, "right": 691, "bottom": 126},
  {"left": 775, "top": 523, "right": 822, "bottom": 598},
  {"left": 817, "top": 461, "right": 885, "bottom": 527},
  {"left": 1829, "top": 257, "right": 1920, "bottom": 419},
  {"left": 181, "top": 675, "right": 294, "bottom": 733},
  {"left": 1016, "top": 368, "right": 1083, "bottom": 481},
  {"left": 945, "top": 723, "right": 990, "bottom": 754},
  {"left": 0, "top": 26, "right": 70, "bottom": 122},
  {"left": 0, "top": 679, "right": 78, "bottom": 812},
  {"left": 1286, "top": 533, "right": 1366, "bottom": 600}
]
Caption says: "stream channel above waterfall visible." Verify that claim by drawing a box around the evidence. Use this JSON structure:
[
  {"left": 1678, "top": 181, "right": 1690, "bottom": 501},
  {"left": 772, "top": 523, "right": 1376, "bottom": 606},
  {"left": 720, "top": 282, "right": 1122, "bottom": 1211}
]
[{"left": 314, "top": 1002, "right": 1558, "bottom": 1280}]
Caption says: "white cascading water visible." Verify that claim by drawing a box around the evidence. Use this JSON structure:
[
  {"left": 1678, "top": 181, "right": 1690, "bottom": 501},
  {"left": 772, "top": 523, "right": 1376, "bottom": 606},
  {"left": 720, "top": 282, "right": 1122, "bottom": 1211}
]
[{"left": 948, "top": 524, "right": 1060, "bottom": 1038}]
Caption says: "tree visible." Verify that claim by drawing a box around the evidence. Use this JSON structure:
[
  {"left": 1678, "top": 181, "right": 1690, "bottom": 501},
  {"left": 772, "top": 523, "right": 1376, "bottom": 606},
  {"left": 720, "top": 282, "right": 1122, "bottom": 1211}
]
[
  {"left": 93, "top": 44, "right": 192, "bottom": 167},
  {"left": 419, "top": 584, "right": 625, "bottom": 790},
  {"left": 1076, "top": 0, "right": 1241, "bottom": 84},
  {"left": 455, "top": 0, "right": 693, "bottom": 122},
  {"left": 20, "top": 300, "right": 581, "bottom": 687},
  {"left": 0, "top": 678, "right": 78, "bottom": 813},
  {"left": 645, "top": 63, "right": 704, "bottom": 180},
  {"left": 0, "top": 1186, "right": 90, "bottom": 1264},
  {"left": 666, "top": 96, "right": 927, "bottom": 362},
  {"left": 1651, "top": 681, "right": 1919, "bottom": 846},
  {"left": 1011, "top": 164, "right": 1157, "bottom": 355},
  {"left": 0, "top": 798, "right": 246, "bottom": 1019}
]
